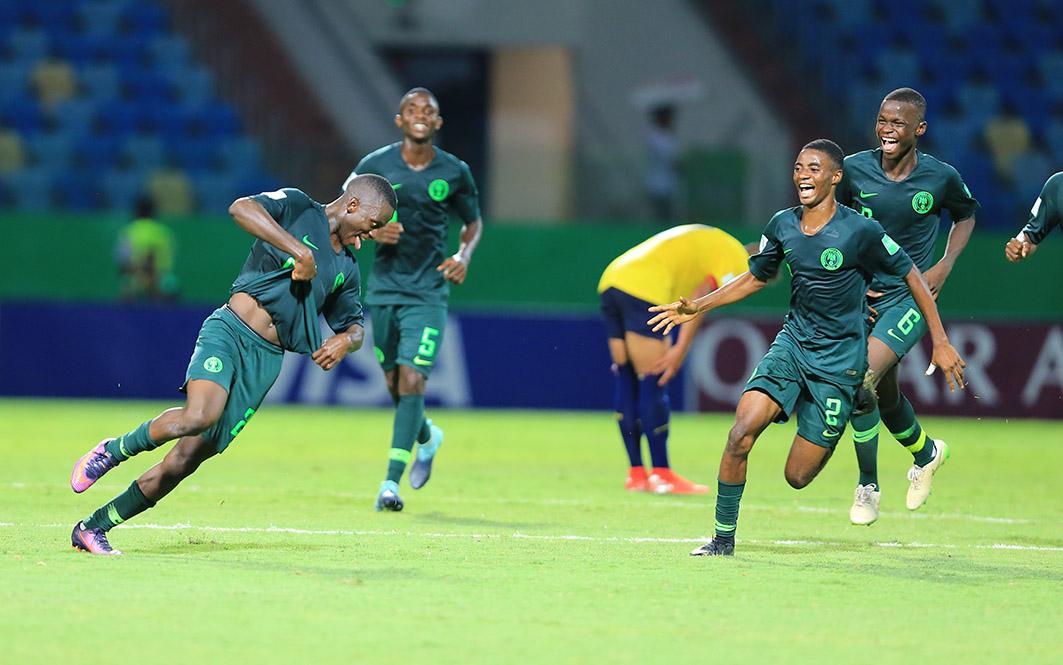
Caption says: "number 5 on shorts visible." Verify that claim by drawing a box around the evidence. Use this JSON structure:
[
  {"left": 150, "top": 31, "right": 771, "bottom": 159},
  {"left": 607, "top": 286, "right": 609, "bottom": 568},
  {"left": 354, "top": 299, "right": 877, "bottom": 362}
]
[{"left": 414, "top": 326, "right": 440, "bottom": 367}]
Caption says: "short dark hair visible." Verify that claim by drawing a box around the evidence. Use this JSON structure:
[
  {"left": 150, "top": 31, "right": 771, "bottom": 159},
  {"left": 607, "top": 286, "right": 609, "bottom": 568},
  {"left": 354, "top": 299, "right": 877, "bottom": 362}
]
[
  {"left": 347, "top": 173, "right": 398, "bottom": 211},
  {"left": 398, "top": 87, "right": 438, "bottom": 113},
  {"left": 801, "top": 139, "right": 845, "bottom": 171},
  {"left": 883, "top": 87, "right": 927, "bottom": 120}
]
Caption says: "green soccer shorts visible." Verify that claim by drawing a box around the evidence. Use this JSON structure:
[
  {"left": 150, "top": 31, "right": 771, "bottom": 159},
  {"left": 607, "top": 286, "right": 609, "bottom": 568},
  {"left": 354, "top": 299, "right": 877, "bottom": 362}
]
[
  {"left": 370, "top": 304, "right": 447, "bottom": 377},
  {"left": 183, "top": 305, "right": 284, "bottom": 454},
  {"left": 869, "top": 294, "right": 928, "bottom": 359},
  {"left": 744, "top": 343, "right": 856, "bottom": 449}
]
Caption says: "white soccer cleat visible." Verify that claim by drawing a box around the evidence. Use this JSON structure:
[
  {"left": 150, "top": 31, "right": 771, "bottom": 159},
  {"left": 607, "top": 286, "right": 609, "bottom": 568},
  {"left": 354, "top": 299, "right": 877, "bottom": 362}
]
[
  {"left": 849, "top": 483, "right": 881, "bottom": 525},
  {"left": 906, "top": 439, "right": 949, "bottom": 510}
]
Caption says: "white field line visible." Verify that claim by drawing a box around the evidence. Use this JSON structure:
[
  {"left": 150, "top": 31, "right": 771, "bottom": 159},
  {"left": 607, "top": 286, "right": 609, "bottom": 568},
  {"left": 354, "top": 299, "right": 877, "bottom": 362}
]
[
  {"left": 5, "top": 522, "right": 1062, "bottom": 552},
  {"left": 1, "top": 482, "right": 1038, "bottom": 526}
]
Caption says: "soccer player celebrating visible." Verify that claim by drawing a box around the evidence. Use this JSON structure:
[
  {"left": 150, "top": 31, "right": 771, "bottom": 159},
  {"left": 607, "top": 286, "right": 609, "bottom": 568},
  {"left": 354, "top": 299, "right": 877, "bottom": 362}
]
[
  {"left": 598, "top": 224, "right": 749, "bottom": 493},
  {"left": 835, "top": 88, "right": 979, "bottom": 525},
  {"left": 345, "top": 88, "right": 483, "bottom": 511},
  {"left": 648, "top": 140, "right": 966, "bottom": 556},
  {"left": 1005, "top": 171, "right": 1063, "bottom": 262},
  {"left": 68, "top": 176, "right": 397, "bottom": 555}
]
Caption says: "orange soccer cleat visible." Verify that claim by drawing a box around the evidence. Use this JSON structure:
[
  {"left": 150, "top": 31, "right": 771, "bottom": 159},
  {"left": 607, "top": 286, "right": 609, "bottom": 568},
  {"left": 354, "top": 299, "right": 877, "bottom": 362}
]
[
  {"left": 625, "top": 466, "right": 650, "bottom": 491},
  {"left": 647, "top": 468, "right": 710, "bottom": 495}
]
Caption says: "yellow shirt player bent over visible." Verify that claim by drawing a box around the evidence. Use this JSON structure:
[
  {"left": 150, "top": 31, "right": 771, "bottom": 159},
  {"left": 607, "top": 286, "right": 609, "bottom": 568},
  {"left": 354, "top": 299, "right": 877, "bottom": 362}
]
[{"left": 598, "top": 224, "right": 749, "bottom": 494}]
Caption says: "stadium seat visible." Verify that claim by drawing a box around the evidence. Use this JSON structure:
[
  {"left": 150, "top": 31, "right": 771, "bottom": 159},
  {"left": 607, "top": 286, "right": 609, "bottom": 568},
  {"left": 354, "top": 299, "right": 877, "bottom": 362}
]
[
  {"left": 120, "top": 132, "right": 166, "bottom": 172},
  {"left": 79, "top": 63, "right": 121, "bottom": 103},
  {"left": 27, "top": 130, "right": 75, "bottom": 171},
  {"left": 2, "top": 166, "right": 55, "bottom": 211},
  {"left": 101, "top": 167, "right": 147, "bottom": 211}
]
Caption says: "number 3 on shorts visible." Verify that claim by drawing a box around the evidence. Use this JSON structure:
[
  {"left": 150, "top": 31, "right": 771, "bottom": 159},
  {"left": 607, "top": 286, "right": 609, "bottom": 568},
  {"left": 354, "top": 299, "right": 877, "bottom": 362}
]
[
  {"left": 824, "top": 397, "right": 841, "bottom": 427},
  {"left": 414, "top": 326, "right": 440, "bottom": 367}
]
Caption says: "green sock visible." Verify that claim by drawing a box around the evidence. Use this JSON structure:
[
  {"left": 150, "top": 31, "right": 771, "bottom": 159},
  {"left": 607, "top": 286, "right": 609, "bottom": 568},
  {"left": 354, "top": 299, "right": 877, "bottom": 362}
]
[
  {"left": 714, "top": 479, "right": 745, "bottom": 540},
  {"left": 386, "top": 395, "right": 425, "bottom": 483},
  {"left": 851, "top": 409, "right": 880, "bottom": 488},
  {"left": 104, "top": 420, "right": 160, "bottom": 462},
  {"left": 881, "top": 395, "right": 934, "bottom": 466},
  {"left": 83, "top": 481, "right": 156, "bottom": 532},
  {"left": 393, "top": 395, "right": 432, "bottom": 444},
  {"left": 417, "top": 418, "right": 432, "bottom": 444}
]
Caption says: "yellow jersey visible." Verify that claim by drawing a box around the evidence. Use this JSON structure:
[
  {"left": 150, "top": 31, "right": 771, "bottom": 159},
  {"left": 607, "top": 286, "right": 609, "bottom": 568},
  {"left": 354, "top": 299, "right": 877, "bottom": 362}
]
[{"left": 597, "top": 224, "right": 749, "bottom": 305}]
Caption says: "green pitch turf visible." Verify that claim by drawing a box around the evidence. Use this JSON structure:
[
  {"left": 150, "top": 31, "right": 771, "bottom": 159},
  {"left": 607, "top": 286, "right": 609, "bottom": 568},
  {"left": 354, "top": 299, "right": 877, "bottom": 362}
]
[{"left": 1, "top": 399, "right": 1061, "bottom": 664}]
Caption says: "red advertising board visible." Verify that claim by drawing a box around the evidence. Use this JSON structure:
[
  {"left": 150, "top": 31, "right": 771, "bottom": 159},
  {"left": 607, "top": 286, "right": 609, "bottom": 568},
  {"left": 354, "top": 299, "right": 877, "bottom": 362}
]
[{"left": 686, "top": 319, "right": 1063, "bottom": 419}]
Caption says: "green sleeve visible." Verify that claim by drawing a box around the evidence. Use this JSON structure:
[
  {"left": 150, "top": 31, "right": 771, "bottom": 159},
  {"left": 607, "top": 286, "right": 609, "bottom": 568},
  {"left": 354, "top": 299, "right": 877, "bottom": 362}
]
[
  {"left": 1021, "top": 173, "right": 1063, "bottom": 244},
  {"left": 860, "top": 220, "right": 913, "bottom": 279},
  {"left": 322, "top": 265, "right": 364, "bottom": 333},
  {"left": 747, "top": 212, "right": 784, "bottom": 281},
  {"left": 250, "top": 188, "right": 310, "bottom": 229},
  {"left": 942, "top": 166, "right": 979, "bottom": 221},
  {"left": 450, "top": 161, "right": 482, "bottom": 224}
]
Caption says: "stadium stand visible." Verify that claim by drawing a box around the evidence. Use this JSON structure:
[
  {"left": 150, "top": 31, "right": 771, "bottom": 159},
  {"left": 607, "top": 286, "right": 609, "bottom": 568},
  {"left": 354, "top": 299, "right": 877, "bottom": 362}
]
[
  {"left": 0, "top": 0, "right": 276, "bottom": 212},
  {"left": 705, "top": 0, "right": 1063, "bottom": 228}
]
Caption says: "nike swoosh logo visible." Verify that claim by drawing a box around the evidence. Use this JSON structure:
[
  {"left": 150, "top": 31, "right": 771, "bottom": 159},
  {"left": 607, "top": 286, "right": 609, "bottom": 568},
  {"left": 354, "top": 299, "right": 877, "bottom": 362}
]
[
  {"left": 859, "top": 191, "right": 879, "bottom": 198},
  {"left": 392, "top": 184, "right": 402, "bottom": 190},
  {"left": 783, "top": 248, "right": 793, "bottom": 254},
  {"left": 887, "top": 329, "right": 904, "bottom": 343},
  {"left": 413, "top": 357, "right": 433, "bottom": 366},
  {"left": 301, "top": 234, "right": 319, "bottom": 251},
  {"left": 822, "top": 429, "right": 840, "bottom": 439}
]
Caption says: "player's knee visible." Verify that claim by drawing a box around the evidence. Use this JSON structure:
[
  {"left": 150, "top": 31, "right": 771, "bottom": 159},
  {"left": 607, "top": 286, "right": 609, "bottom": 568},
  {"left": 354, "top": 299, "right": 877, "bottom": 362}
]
[
  {"left": 725, "top": 422, "right": 756, "bottom": 458},
  {"left": 179, "top": 408, "right": 219, "bottom": 436},
  {"left": 166, "top": 444, "right": 213, "bottom": 478},
  {"left": 784, "top": 466, "right": 813, "bottom": 489},
  {"left": 398, "top": 367, "right": 426, "bottom": 395}
]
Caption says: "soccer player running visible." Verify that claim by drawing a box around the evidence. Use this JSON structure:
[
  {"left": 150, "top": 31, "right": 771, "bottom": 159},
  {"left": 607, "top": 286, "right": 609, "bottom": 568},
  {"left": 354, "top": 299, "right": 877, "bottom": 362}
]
[
  {"left": 835, "top": 88, "right": 979, "bottom": 525},
  {"left": 598, "top": 225, "right": 750, "bottom": 493},
  {"left": 345, "top": 88, "right": 483, "bottom": 512},
  {"left": 648, "top": 140, "right": 966, "bottom": 556},
  {"left": 1005, "top": 171, "right": 1063, "bottom": 262},
  {"left": 68, "top": 176, "right": 397, "bottom": 555}
]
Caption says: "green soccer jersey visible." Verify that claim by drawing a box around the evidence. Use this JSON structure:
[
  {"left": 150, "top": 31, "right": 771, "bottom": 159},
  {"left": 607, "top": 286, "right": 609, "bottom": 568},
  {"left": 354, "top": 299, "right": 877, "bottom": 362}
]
[
  {"left": 749, "top": 204, "right": 914, "bottom": 385},
  {"left": 1021, "top": 171, "right": 1063, "bottom": 244},
  {"left": 835, "top": 149, "right": 978, "bottom": 305},
  {"left": 350, "top": 143, "right": 482, "bottom": 306},
  {"left": 230, "top": 188, "right": 364, "bottom": 354}
]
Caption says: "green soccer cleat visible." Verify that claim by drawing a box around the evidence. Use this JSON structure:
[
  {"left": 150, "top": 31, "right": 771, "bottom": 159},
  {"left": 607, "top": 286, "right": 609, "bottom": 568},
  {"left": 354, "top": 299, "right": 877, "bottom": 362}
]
[
  {"left": 906, "top": 439, "right": 949, "bottom": 510},
  {"left": 409, "top": 421, "right": 443, "bottom": 490},
  {"left": 849, "top": 483, "right": 881, "bottom": 525},
  {"left": 374, "top": 480, "right": 404, "bottom": 512}
]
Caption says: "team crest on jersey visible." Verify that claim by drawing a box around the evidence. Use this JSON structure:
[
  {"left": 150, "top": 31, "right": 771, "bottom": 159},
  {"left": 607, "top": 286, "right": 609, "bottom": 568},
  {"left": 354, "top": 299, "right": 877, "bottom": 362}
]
[
  {"left": 428, "top": 179, "right": 450, "bottom": 201},
  {"left": 820, "top": 247, "right": 844, "bottom": 271},
  {"left": 204, "top": 356, "right": 224, "bottom": 373},
  {"left": 912, "top": 191, "right": 934, "bottom": 214}
]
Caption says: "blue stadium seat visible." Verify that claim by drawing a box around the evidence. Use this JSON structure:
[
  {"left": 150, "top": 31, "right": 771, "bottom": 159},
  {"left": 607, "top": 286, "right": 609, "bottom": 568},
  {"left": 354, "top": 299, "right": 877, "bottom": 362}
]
[
  {"left": 167, "top": 136, "right": 218, "bottom": 171},
  {"left": 75, "top": 134, "right": 121, "bottom": 170},
  {"left": 120, "top": 132, "right": 166, "bottom": 172},
  {"left": 124, "top": 3, "right": 168, "bottom": 36},
  {"left": 1046, "top": 120, "right": 1063, "bottom": 163},
  {"left": 79, "top": 63, "right": 121, "bottom": 103},
  {"left": 1039, "top": 51, "right": 1063, "bottom": 101},
  {"left": 1012, "top": 150, "right": 1054, "bottom": 204},
  {"left": 0, "top": 62, "right": 31, "bottom": 102},
  {"left": 2, "top": 166, "right": 55, "bottom": 211},
  {"left": 6, "top": 27, "right": 50, "bottom": 64},
  {"left": 27, "top": 130, "right": 75, "bottom": 171},
  {"left": 191, "top": 169, "right": 239, "bottom": 213},
  {"left": 190, "top": 103, "right": 240, "bottom": 138},
  {"left": 148, "top": 35, "right": 190, "bottom": 67},
  {"left": 166, "top": 64, "right": 215, "bottom": 107},
  {"left": 0, "top": 95, "right": 44, "bottom": 134},
  {"left": 216, "top": 137, "right": 262, "bottom": 170},
  {"left": 101, "top": 167, "right": 146, "bottom": 210},
  {"left": 47, "top": 98, "right": 97, "bottom": 136}
]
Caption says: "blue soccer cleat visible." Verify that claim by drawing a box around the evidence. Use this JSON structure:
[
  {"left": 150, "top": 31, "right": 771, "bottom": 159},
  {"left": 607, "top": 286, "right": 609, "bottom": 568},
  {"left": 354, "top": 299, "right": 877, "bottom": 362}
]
[
  {"left": 375, "top": 480, "right": 404, "bottom": 512},
  {"left": 409, "top": 421, "right": 443, "bottom": 490},
  {"left": 71, "top": 521, "right": 123, "bottom": 556},
  {"left": 70, "top": 439, "right": 119, "bottom": 493}
]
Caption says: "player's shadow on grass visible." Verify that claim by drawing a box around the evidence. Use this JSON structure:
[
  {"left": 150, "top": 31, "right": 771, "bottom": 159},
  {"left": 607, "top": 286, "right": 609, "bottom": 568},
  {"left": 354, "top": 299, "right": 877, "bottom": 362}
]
[
  {"left": 415, "top": 511, "right": 549, "bottom": 529},
  {"left": 142, "top": 538, "right": 332, "bottom": 556}
]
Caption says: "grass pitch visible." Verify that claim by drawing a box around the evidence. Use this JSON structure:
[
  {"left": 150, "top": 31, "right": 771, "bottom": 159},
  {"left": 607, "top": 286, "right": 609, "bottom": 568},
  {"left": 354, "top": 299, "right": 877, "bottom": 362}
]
[{"left": 1, "top": 399, "right": 1061, "bottom": 664}]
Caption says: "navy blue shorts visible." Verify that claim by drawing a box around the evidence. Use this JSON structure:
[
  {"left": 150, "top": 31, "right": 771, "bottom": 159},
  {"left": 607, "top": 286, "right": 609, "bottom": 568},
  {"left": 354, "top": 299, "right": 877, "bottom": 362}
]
[{"left": 600, "top": 287, "right": 666, "bottom": 340}]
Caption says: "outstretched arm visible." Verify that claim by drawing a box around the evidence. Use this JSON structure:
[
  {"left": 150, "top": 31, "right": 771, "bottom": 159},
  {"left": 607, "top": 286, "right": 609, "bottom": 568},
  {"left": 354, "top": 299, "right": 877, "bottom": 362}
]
[
  {"left": 651, "top": 276, "right": 718, "bottom": 385},
  {"left": 903, "top": 266, "right": 965, "bottom": 391},
  {"left": 438, "top": 219, "right": 483, "bottom": 284},
  {"left": 311, "top": 323, "right": 364, "bottom": 371},
  {"left": 647, "top": 271, "right": 766, "bottom": 335},
  {"left": 924, "top": 215, "right": 975, "bottom": 298},
  {"left": 228, "top": 197, "right": 316, "bottom": 280}
]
